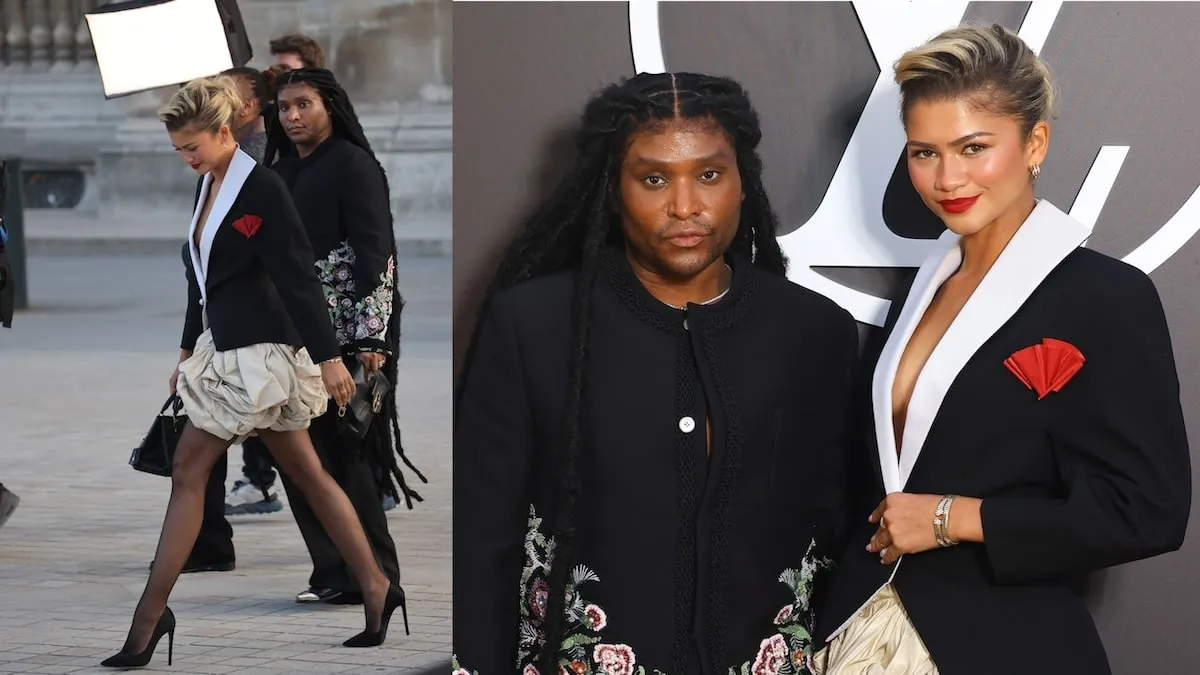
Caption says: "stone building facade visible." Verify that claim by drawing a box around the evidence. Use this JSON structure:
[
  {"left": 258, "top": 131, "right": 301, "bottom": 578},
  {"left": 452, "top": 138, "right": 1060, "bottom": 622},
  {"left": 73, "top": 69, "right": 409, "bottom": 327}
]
[{"left": 0, "top": 0, "right": 451, "bottom": 252}]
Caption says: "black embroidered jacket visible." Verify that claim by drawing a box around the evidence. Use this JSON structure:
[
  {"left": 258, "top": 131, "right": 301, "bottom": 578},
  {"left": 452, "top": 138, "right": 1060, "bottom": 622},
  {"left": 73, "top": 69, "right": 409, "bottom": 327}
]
[
  {"left": 454, "top": 246, "right": 860, "bottom": 674},
  {"left": 271, "top": 136, "right": 397, "bottom": 356}
]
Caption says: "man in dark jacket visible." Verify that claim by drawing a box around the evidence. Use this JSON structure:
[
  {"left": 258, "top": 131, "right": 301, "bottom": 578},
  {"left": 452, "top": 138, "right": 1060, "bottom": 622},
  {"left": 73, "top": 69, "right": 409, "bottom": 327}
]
[{"left": 453, "top": 72, "right": 859, "bottom": 674}]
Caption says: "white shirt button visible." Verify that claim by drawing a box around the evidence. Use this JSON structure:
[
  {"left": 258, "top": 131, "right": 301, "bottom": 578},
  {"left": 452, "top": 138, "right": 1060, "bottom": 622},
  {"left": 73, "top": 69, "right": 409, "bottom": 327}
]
[{"left": 679, "top": 416, "right": 695, "bottom": 433}]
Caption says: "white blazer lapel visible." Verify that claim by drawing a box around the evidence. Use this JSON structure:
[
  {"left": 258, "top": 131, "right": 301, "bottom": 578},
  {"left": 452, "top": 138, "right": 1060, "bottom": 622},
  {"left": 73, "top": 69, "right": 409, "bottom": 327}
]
[
  {"left": 872, "top": 231, "right": 961, "bottom": 494},
  {"left": 187, "top": 174, "right": 213, "bottom": 303},
  {"left": 895, "top": 200, "right": 1092, "bottom": 488},
  {"left": 197, "top": 147, "right": 257, "bottom": 282}
]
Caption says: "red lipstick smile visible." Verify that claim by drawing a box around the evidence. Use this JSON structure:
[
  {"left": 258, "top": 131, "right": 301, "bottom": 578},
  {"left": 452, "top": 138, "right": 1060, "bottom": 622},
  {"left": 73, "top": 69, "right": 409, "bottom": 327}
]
[{"left": 938, "top": 196, "right": 979, "bottom": 214}]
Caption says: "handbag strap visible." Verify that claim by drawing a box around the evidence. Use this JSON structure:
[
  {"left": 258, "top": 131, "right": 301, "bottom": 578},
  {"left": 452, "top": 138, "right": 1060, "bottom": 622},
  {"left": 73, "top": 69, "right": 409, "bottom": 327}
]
[{"left": 160, "top": 395, "right": 184, "bottom": 416}]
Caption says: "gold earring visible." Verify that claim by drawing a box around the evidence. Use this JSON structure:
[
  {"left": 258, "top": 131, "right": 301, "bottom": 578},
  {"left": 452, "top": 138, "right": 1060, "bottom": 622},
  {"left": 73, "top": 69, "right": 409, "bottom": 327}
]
[{"left": 1030, "top": 164, "right": 1041, "bottom": 180}]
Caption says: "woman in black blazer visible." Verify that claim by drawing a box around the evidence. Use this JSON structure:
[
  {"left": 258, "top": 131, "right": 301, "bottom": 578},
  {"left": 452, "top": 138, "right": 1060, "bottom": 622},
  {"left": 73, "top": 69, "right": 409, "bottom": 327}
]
[
  {"left": 812, "top": 24, "right": 1191, "bottom": 675},
  {"left": 101, "top": 77, "right": 405, "bottom": 669}
]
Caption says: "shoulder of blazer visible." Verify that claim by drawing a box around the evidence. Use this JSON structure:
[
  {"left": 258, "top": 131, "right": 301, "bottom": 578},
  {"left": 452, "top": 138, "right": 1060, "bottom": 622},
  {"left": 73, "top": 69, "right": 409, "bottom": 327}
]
[
  {"left": 244, "top": 163, "right": 289, "bottom": 190},
  {"left": 1050, "top": 246, "right": 1161, "bottom": 307},
  {"left": 239, "top": 164, "right": 291, "bottom": 208}
]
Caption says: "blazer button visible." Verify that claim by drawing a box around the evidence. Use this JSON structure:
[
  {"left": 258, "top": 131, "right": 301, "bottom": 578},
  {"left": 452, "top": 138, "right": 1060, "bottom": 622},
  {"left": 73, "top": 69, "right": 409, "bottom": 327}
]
[{"left": 679, "top": 416, "right": 696, "bottom": 433}]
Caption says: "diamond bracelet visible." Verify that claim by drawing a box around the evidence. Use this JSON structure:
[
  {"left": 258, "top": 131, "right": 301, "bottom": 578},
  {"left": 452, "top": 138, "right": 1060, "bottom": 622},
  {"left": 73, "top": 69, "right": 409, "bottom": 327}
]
[{"left": 934, "top": 494, "right": 959, "bottom": 547}]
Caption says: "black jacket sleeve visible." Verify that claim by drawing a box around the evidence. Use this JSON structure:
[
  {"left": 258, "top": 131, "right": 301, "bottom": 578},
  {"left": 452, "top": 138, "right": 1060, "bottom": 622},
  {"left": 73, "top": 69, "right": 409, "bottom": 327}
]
[
  {"left": 251, "top": 173, "right": 341, "bottom": 364},
  {"left": 981, "top": 270, "right": 1192, "bottom": 583},
  {"left": 812, "top": 304, "right": 863, "bottom": 553},
  {"left": 337, "top": 147, "right": 396, "bottom": 354},
  {"left": 181, "top": 244, "right": 204, "bottom": 351},
  {"left": 452, "top": 293, "right": 537, "bottom": 673}
]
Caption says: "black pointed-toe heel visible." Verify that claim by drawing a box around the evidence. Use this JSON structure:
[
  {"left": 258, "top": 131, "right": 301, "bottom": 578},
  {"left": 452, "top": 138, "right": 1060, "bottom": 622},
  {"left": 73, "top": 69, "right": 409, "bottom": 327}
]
[
  {"left": 101, "top": 606, "right": 176, "bottom": 668},
  {"left": 343, "top": 585, "right": 408, "bottom": 647}
]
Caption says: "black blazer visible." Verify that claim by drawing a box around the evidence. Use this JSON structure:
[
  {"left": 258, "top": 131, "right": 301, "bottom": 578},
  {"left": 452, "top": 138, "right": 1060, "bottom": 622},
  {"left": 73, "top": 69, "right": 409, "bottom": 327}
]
[
  {"left": 815, "top": 200, "right": 1192, "bottom": 674},
  {"left": 271, "top": 136, "right": 398, "bottom": 355},
  {"left": 180, "top": 148, "right": 339, "bottom": 364},
  {"left": 454, "top": 247, "right": 859, "bottom": 674}
]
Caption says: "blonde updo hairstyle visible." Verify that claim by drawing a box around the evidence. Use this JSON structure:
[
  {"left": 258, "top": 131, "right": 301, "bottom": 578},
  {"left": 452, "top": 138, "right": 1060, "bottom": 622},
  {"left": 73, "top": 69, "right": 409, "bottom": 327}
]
[
  {"left": 893, "top": 23, "right": 1055, "bottom": 139},
  {"left": 158, "top": 75, "right": 244, "bottom": 134}
]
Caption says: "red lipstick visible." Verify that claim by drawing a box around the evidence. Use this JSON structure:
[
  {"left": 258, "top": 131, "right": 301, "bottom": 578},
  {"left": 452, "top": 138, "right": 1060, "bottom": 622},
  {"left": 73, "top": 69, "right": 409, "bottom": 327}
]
[{"left": 938, "top": 196, "right": 979, "bottom": 214}]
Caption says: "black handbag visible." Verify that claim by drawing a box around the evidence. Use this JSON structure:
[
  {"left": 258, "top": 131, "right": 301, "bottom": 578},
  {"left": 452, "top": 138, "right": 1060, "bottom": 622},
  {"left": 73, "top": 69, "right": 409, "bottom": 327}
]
[
  {"left": 337, "top": 360, "right": 392, "bottom": 440},
  {"left": 129, "top": 395, "right": 187, "bottom": 476}
]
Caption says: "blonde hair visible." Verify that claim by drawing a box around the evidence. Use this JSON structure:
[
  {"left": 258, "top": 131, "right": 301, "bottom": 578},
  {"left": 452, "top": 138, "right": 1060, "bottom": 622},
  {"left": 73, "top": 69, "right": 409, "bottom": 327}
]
[
  {"left": 893, "top": 23, "right": 1055, "bottom": 137},
  {"left": 157, "top": 75, "right": 243, "bottom": 133}
]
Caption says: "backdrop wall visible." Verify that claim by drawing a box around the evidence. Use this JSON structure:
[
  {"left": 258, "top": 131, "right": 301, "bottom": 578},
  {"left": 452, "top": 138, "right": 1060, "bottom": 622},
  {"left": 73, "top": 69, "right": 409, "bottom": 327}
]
[{"left": 452, "top": 3, "right": 1200, "bottom": 670}]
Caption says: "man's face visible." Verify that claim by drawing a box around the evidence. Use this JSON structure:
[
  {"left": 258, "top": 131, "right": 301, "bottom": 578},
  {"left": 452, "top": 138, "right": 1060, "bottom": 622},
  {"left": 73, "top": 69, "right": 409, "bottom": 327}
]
[
  {"left": 271, "top": 51, "right": 306, "bottom": 71},
  {"left": 277, "top": 82, "right": 331, "bottom": 147},
  {"left": 617, "top": 118, "right": 744, "bottom": 281}
]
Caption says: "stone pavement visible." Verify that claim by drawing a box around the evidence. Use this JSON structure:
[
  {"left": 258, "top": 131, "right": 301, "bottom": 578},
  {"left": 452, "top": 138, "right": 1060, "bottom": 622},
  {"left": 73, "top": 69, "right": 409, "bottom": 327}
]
[{"left": 0, "top": 254, "right": 452, "bottom": 674}]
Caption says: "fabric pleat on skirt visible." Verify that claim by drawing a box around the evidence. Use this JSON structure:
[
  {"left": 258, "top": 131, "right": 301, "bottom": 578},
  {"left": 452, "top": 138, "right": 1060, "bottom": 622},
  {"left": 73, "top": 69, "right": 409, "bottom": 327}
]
[
  {"left": 176, "top": 329, "right": 329, "bottom": 445},
  {"left": 812, "top": 583, "right": 938, "bottom": 675}
]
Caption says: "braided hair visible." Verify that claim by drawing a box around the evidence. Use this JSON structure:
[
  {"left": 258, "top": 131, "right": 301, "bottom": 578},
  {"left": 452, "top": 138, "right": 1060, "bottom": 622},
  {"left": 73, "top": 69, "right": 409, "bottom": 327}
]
[
  {"left": 266, "top": 67, "right": 428, "bottom": 507},
  {"left": 456, "top": 71, "right": 786, "bottom": 672},
  {"left": 222, "top": 66, "right": 273, "bottom": 119}
]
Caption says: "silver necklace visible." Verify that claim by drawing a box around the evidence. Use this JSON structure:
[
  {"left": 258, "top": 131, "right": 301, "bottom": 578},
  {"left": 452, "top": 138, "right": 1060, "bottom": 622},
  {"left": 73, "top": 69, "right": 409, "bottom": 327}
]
[{"left": 663, "top": 264, "right": 733, "bottom": 310}]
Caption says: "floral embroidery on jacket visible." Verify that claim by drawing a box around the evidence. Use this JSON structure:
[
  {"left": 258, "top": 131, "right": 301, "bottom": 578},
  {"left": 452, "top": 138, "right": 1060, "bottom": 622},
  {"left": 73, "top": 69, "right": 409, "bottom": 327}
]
[
  {"left": 729, "top": 539, "right": 831, "bottom": 675},
  {"left": 452, "top": 511, "right": 829, "bottom": 675},
  {"left": 313, "top": 241, "right": 394, "bottom": 349},
  {"left": 517, "top": 505, "right": 662, "bottom": 674}
]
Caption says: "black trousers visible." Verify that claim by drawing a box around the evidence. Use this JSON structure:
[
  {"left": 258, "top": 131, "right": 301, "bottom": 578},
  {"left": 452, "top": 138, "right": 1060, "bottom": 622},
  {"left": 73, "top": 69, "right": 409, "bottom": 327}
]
[
  {"left": 241, "top": 437, "right": 277, "bottom": 490},
  {"left": 279, "top": 408, "right": 400, "bottom": 592},
  {"left": 191, "top": 450, "right": 235, "bottom": 563}
]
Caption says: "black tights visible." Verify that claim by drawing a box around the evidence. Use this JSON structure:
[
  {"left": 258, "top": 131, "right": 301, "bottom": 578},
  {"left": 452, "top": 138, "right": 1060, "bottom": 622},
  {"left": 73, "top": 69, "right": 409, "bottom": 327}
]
[{"left": 120, "top": 424, "right": 392, "bottom": 651}]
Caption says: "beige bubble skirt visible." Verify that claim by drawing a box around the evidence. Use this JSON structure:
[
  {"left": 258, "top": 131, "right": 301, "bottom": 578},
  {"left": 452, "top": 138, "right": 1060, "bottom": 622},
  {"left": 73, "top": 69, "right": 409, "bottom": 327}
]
[{"left": 175, "top": 329, "right": 329, "bottom": 445}]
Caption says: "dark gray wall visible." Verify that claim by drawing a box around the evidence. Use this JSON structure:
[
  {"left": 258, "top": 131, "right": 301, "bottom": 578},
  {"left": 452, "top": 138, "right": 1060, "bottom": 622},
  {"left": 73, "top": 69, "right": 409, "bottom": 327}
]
[{"left": 452, "top": 3, "right": 1200, "bottom": 671}]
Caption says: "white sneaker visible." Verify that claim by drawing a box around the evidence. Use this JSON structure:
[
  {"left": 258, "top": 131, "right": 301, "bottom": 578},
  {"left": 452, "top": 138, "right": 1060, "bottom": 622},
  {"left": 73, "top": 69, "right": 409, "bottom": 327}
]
[{"left": 224, "top": 479, "right": 283, "bottom": 516}]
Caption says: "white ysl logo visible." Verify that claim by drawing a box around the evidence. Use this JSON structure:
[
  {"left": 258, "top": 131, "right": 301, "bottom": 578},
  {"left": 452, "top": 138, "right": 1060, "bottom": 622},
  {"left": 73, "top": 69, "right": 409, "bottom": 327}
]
[{"left": 628, "top": 0, "right": 1200, "bottom": 326}]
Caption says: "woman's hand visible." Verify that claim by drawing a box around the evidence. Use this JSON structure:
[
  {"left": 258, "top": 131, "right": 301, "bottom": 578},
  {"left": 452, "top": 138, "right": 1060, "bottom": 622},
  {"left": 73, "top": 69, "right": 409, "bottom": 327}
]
[
  {"left": 321, "top": 358, "right": 356, "bottom": 407},
  {"left": 170, "top": 349, "right": 192, "bottom": 394},
  {"left": 866, "top": 492, "right": 943, "bottom": 564},
  {"left": 357, "top": 351, "right": 386, "bottom": 374},
  {"left": 866, "top": 493, "right": 984, "bottom": 564}
]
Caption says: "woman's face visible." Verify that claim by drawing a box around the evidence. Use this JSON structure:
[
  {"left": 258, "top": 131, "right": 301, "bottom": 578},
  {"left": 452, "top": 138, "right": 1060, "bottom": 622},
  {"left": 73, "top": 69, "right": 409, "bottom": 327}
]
[
  {"left": 168, "top": 123, "right": 233, "bottom": 175},
  {"left": 904, "top": 96, "right": 1048, "bottom": 236}
]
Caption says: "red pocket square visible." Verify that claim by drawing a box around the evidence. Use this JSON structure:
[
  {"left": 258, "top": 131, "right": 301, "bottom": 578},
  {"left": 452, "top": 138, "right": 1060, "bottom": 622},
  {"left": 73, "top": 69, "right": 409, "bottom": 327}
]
[
  {"left": 1003, "top": 338, "right": 1085, "bottom": 399},
  {"left": 232, "top": 214, "right": 262, "bottom": 239}
]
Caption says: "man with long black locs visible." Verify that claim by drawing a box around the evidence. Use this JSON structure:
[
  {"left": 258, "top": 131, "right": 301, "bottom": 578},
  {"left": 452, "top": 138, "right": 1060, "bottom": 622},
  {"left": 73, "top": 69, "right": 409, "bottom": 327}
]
[
  {"left": 263, "top": 67, "right": 426, "bottom": 606},
  {"left": 453, "top": 72, "right": 861, "bottom": 674}
]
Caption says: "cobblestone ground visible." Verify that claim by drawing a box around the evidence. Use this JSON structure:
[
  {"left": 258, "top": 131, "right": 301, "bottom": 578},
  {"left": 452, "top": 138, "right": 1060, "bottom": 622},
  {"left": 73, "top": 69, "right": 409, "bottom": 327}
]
[{"left": 0, "top": 254, "right": 452, "bottom": 674}]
